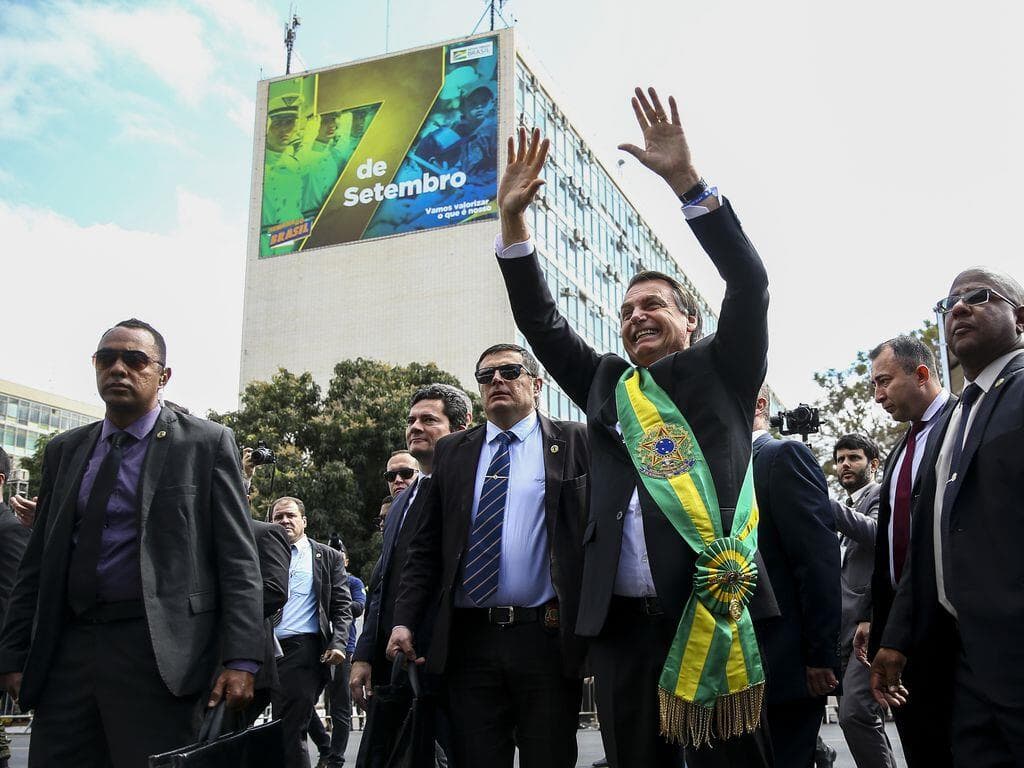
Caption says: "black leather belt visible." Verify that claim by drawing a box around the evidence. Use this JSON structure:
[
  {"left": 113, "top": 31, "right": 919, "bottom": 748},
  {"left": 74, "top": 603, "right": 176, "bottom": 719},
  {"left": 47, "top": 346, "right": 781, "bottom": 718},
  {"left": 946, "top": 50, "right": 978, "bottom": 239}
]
[
  {"left": 610, "top": 595, "right": 663, "bottom": 616},
  {"left": 72, "top": 599, "right": 145, "bottom": 624},
  {"left": 457, "top": 605, "right": 543, "bottom": 627}
]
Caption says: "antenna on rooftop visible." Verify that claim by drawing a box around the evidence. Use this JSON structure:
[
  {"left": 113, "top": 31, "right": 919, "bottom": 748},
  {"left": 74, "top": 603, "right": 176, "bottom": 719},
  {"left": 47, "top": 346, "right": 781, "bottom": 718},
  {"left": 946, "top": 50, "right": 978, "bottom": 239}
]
[
  {"left": 284, "top": 7, "right": 301, "bottom": 75},
  {"left": 472, "top": 0, "right": 513, "bottom": 34}
]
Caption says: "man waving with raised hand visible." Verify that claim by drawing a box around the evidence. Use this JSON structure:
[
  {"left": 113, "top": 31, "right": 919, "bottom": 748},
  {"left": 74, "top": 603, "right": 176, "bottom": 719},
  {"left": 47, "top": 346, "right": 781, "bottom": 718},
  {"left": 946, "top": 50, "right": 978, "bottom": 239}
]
[{"left": 493, "top": 88, "right": 778, "bottom": 768}]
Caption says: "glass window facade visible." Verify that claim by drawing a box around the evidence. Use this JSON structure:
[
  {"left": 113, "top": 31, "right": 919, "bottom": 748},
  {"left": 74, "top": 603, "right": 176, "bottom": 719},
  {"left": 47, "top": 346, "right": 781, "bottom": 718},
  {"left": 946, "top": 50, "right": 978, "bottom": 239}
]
[
  {"left": 0, "top": 392, "right": 99, "bottom": 459},
  {"left": 514, "top": 60, "right": 719, "bottom": 422}
]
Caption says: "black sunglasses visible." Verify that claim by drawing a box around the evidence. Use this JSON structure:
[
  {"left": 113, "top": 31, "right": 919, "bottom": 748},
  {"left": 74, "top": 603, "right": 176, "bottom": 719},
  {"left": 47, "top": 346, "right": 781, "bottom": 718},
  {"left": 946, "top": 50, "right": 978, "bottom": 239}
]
[
  {"left": 92, "top": 348, "right": 165, "bottom": 371},
  {"left": 934, "top": 287, "right": 1018, "bottom": 314},
  {"left": 474, "top": 363, "right": 535, "bottom": 384},
  {"left": 384, "top": 467, "right": 417, "bottom": 483}
]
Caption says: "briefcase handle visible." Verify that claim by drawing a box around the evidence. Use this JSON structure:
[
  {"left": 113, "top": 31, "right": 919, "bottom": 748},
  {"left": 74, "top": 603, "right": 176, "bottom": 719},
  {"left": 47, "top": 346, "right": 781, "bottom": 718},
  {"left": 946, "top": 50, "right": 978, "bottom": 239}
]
[
  {"left": 196, "top": 702, "right": 230, "bottom": 744},
  {"left": 389, "top": 654, "right": 423, "bottom": 698}
]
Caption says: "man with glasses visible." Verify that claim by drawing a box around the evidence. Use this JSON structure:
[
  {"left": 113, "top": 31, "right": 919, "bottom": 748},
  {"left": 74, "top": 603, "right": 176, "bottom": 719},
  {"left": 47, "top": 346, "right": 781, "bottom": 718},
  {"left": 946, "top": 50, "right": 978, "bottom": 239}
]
[
  {"left": 351, "top": 383, "right": 471, "bottom": 754},
  {"left": 864, "top": 334, "right": 953, "bottom": 768},
  {"left": 0, "top": 318, "right": 264, "bottom": 767},
  {"left": 388, "top": 344, "right": 589, "bottom": 768},
  {"left": 383, "top": 449, "right": 419, "bottom": 498},
  {"left": 873, "top": 270, "right": 1024, "bottom": 768}
]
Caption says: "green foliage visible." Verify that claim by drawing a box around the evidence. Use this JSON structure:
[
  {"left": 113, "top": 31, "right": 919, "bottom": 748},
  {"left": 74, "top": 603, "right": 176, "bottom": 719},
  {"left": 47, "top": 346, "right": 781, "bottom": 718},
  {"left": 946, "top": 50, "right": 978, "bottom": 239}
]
[
  {"left": 21, "top": 432, "right": 55, "bottom": 497},
  {"left": 812, "top": 319, "right": 942, "bottom": 481},
  {"left": 209, "top": 359, "right": 479, "bottom": 578}
]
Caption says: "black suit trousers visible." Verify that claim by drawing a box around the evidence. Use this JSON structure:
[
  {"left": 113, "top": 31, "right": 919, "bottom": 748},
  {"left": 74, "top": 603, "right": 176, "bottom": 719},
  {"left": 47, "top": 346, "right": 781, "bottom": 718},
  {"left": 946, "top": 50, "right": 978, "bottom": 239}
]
[
  {"left": 445, "top": 611, "right": 580, "bottom": 768},
  {"left": 764, "top": 697, "right": 824, "bottom": 768},
  {"left": 590, "top": 599, "right": 772, "bottom": 768},
  {"left": 28, "top": 617, "right": 198, "bottom": 768},
  {"left": 273, "top": 633, "right": 324, "bottom": 768}
]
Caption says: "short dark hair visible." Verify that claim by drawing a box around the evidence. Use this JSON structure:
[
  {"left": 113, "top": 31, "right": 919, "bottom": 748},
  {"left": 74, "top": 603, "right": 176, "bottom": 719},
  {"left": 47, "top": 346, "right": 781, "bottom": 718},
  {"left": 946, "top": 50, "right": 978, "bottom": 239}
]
[
  {"left": 868, "top": 335, "right": 935, "bottom": 375},
  {"left": 833, "top": 434, "right": 880, "bottom": 463},
  {"left": 271, "top": 496, "right": 305, "bottom": 516},
  {"left": 103, "top": 318, "right": 167, "bottom": 364},
  {"left": 0, "top": 447, "right": 10, "bottom": 484},
  {"left": 410, "top": 383, "right": 471, "bottom": 430},
  {"left": 475, "top": 343, "right": 540, "bottom": 377},
  {"left": 626, "top": 270, "right": 703, "bottom": 342},
  {"left": 381, "top": 494, "right": 393, "bottom": 506},
  {"left": 389, "top": 448, "right": 414, "bottom": 459}
]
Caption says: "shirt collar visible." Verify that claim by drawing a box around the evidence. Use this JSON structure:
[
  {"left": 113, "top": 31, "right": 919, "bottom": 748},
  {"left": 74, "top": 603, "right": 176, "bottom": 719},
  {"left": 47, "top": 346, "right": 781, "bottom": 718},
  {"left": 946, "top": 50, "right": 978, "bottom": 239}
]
[
  {"left": 100, "top": 404, "right": 161, "bottom": 443},
  {"left": 751, "top": 429, "right": 769, "bottom": 444},
  {"left": 486, "top": 410, "right": 539, "bottom": 444},
  {"left": 292, "top": 534, "right": 310, "bottom": 553},
  {"left": 965, "top": 348, "right": 1024, "bottom": 394},
  {"left": 920, "top": 389, "right": 951, "bottom": 423},
  {"left": 847, "top": 482, "right": 875, "bottom": 504}
]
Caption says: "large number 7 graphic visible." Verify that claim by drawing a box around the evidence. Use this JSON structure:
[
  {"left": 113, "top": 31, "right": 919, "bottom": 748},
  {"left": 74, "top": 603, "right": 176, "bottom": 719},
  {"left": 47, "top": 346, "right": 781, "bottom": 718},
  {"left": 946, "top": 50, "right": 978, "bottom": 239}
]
[{"left": 302, "top": 47, "right": 443, "bottom": 249}]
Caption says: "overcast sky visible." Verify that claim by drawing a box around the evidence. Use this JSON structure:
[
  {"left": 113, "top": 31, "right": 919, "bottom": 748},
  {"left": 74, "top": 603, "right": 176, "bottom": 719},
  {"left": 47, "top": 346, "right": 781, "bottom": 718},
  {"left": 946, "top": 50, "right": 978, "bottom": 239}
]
[{"left": 3, "top": 0, "right": 1021, "bottom": 416}]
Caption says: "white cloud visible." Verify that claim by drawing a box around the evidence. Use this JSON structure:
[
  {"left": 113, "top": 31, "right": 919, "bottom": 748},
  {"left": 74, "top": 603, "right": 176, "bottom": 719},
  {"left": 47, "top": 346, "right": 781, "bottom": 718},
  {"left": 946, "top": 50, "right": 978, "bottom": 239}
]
[
  {"left": 198, "top": 0, "right": 283, "bottom": 70},
  {"left": 0, "top": 191, "right": 247, "bottom": 415}
]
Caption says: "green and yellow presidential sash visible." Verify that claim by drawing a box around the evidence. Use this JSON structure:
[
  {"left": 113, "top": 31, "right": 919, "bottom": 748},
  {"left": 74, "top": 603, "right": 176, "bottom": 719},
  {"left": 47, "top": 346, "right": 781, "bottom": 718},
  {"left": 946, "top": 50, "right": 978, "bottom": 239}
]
[{"left": 615, "top": 367, "right": 764, "bottom": 748}]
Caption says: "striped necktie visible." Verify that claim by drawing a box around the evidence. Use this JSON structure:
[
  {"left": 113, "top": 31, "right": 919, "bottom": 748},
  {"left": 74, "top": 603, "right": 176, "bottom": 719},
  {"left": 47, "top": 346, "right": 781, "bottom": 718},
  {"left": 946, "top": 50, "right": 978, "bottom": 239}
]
[{"left": 463, "top": 431, "right": 514, "bottom": 605}]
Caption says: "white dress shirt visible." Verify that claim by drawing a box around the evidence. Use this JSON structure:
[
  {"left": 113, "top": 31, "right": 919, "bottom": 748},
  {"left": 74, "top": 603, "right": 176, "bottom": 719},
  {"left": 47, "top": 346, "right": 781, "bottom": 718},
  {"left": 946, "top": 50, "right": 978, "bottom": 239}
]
[{"left": 886, "top": 389, "right": 950, "bottom": 587}]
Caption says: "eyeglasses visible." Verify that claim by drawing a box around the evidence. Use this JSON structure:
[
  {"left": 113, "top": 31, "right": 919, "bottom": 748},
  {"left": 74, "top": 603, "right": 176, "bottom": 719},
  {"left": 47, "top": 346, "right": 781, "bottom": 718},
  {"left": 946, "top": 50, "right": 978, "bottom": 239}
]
[
  {"left": 934, "top": 287, "right": 1018, "bottom": 314},
  {"left": 92, "top": 348, "right": 165, "bottom": 371},
  {"left": 473, "top": 363, "right": 535, "bottom": 384},
  {"left": 383, "top": 467, "right": 417, "bottom": 483}
]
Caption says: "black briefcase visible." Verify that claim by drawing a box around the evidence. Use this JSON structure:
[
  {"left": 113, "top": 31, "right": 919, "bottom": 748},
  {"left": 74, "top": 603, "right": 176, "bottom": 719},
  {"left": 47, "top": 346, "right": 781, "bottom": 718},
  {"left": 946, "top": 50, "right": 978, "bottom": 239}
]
[
  {"left": 356, "top": 657, "right": 436, "bottom": 768},
  {"left": 148, "top": 702, "right": 284, "bottom": 767}
]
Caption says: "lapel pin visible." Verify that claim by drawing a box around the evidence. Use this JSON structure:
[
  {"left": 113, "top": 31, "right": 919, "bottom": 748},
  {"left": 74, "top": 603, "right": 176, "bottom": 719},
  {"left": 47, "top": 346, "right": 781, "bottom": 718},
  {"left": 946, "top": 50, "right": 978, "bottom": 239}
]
[
  {"left": 550, "top": 445, "right": 559, "bottom": 454},
  {"left": 156, "top": 430, "right": 167, "bottom": 439},
  {"left": 995, "top": 377, "right": 1005, "bottom": 388},
  {"left": 315, "top": 552, "right": 322, "bottom": 559}
]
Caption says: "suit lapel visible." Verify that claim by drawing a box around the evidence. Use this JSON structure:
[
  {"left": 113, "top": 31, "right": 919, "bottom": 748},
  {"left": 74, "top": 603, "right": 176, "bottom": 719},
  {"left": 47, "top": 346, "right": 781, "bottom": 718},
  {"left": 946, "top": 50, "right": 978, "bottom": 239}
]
[
  {"left": 540, "top": 415, "right": 564, "bottom": 540},
  {"left": 452, "top": 427, "right": 487, "bottom": 550},
  {"left": 381, "top": 483, "right": 413, "bottom": 571},
  {"left": 137, "top": 407, "right": 175, "bottom": 532},
  {"left": 51, "top": 423, "right": 103, "bottom": 551},
  {"left": 945, "top": 358, "right": 1024, "bottom": 513}
]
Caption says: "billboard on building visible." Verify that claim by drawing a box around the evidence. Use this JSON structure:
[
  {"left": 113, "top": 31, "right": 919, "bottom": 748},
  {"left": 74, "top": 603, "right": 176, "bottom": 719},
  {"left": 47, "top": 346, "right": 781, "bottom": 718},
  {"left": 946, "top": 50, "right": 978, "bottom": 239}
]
[{"left": 259, "top": 35, "right": 499, "bottom": 257}]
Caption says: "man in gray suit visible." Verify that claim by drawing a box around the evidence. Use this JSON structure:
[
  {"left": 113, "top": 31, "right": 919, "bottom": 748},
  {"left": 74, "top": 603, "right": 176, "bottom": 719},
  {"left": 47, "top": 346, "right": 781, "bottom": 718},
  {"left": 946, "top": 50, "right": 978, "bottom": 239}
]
[
  {"left": 0, "top": 318, "right": 264, "bottom": 768},
  {"left": 831, "top": 434, "right": 896, "bottom": 768}
]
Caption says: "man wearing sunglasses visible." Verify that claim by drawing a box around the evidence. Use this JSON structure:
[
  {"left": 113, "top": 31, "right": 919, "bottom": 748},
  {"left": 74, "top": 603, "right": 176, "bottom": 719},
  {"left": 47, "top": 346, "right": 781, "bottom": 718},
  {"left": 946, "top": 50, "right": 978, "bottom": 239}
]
[
  {"left": 872, "top": 270, "right": 1024, "bottom": 768},
  {"left": 383, "top": 449, "right": 419, "bottom": 498},
  {"left": 490, "top": 88, "right": 777, "bottom": 768},
  {"left": 352, "top": 384, "right": 471, "bottom": 764},
  {"left": 389, "top": 344, "right": 589, "bottom": 768},
  {"left": 0, "top": 319, "right": 264, "bottom": 767}
]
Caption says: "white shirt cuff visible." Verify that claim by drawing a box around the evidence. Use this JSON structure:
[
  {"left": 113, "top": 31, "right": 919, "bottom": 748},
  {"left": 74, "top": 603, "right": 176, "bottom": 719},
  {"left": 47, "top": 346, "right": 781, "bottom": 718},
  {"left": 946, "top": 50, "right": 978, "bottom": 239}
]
[
  {"left": 681, "top": 186, "right": 721, "bottom": 220},
  {"left": 494, "top": 233, "right": 534, "bottom": 259}
]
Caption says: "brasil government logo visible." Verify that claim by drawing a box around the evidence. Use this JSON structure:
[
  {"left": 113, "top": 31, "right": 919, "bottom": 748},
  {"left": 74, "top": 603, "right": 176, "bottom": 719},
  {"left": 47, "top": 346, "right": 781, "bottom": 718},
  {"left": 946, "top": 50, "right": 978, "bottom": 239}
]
[{"left": 635, "top": 423, "right": 697, "bottom": 479}]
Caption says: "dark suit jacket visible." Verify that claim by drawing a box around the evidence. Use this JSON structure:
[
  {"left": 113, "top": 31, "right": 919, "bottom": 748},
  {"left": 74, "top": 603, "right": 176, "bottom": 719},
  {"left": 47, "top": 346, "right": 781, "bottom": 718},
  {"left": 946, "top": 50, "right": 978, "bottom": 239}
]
[
  {"left": 497, "top": 200, "right": 778, "bottom": 639},
  {"left": 883, "top": 353, "right": 1024, "bottom": 708},
  {"left": 830, "top": 482, "right": 880, "bottom": 660},
  {"left": 251, "top": 518, "right": 290, "bottom": 692},
  {"left": 0, "top": 505, "right": 31, "bottom": 624},
  {"left": 393, "top": 415, "right": 590, "bottom": 677},
  {"left": 752, "top": 434, "right": 841, "bottom": 703},
  {"left": 0, "top": 407, "right": 265, "bottom": 708},
  {"left": 354, "top": 478, "right": 437, "bottom": 679},
  {"left": 868, "top": 394, "right": 957, "bottom": 658},
  {"left": 307, "top": 538, "right": 353, "bottom": 658}
]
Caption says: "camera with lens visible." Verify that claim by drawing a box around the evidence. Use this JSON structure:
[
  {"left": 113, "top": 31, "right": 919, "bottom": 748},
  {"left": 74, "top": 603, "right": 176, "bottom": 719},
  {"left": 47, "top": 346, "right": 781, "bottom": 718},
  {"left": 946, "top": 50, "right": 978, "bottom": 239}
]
[
  {"left": 769, "top": 404, "right": 821, "bottom": 441},
  {"left": 251, "top": 441, "right": 276, "bottom": 466}
]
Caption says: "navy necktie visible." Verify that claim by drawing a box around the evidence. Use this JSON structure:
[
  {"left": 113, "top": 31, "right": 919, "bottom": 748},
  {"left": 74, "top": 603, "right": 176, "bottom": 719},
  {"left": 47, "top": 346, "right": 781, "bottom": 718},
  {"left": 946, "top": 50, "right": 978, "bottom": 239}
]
[
  {"left": 68, "top": 431, "right": 131, "bottom": 614},
  {"left": 463, "top": 431, "right": 514, "bottom": 606},
  {"left": 947, "top": 384, "right": 983, "bottom": 481}
]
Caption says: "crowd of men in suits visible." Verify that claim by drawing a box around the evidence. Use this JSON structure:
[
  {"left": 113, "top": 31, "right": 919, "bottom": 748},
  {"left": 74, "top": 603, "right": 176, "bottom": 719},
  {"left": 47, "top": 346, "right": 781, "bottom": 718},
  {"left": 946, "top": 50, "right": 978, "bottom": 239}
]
[{"left": 1, "top": 84, "right": 1023, "bottom": 768}]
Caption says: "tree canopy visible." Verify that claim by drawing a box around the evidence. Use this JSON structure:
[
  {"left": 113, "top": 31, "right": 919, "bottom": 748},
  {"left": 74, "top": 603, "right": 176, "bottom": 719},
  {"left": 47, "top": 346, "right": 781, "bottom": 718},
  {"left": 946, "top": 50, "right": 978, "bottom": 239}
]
[{"left": 209, "top": 358, "right": 479, "bottom": 578}]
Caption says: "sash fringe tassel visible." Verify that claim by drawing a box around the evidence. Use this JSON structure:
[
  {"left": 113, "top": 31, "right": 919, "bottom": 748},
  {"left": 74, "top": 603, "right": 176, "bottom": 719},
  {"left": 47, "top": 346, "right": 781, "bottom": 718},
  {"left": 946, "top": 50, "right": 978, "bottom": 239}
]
[{"left": 658, "top": 683, "right": 764, "bottom": 749}]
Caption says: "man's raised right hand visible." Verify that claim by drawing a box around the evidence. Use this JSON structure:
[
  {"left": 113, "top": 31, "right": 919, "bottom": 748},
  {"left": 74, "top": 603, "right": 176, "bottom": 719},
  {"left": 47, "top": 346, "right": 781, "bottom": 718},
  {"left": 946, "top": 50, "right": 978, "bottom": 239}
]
[{"left": 497, "top": 126, "right": 550, "bottom": 244}]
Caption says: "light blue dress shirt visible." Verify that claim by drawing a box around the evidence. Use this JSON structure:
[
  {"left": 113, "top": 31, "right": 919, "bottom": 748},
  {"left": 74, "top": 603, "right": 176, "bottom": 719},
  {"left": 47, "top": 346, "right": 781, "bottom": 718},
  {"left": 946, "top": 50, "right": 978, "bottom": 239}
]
[
  {"left": 276, "top": 535, "right": 320, "bottom": 638},
  {"left": 455, "top": 412, "right": 556, "bottom": 608}
]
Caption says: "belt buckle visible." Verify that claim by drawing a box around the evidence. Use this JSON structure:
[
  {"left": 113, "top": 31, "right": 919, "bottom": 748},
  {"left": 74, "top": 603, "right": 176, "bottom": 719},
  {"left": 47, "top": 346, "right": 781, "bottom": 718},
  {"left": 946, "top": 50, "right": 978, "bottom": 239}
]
[{"left": 489, "top": 606, "right": 515, "bottom": 626}]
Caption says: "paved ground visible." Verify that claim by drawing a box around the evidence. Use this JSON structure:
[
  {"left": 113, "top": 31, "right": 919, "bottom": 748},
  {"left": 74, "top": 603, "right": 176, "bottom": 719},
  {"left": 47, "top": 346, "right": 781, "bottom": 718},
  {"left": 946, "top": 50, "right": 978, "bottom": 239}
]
[{"left": 4, "top": 719, "right": 906, "bottom": 766}]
